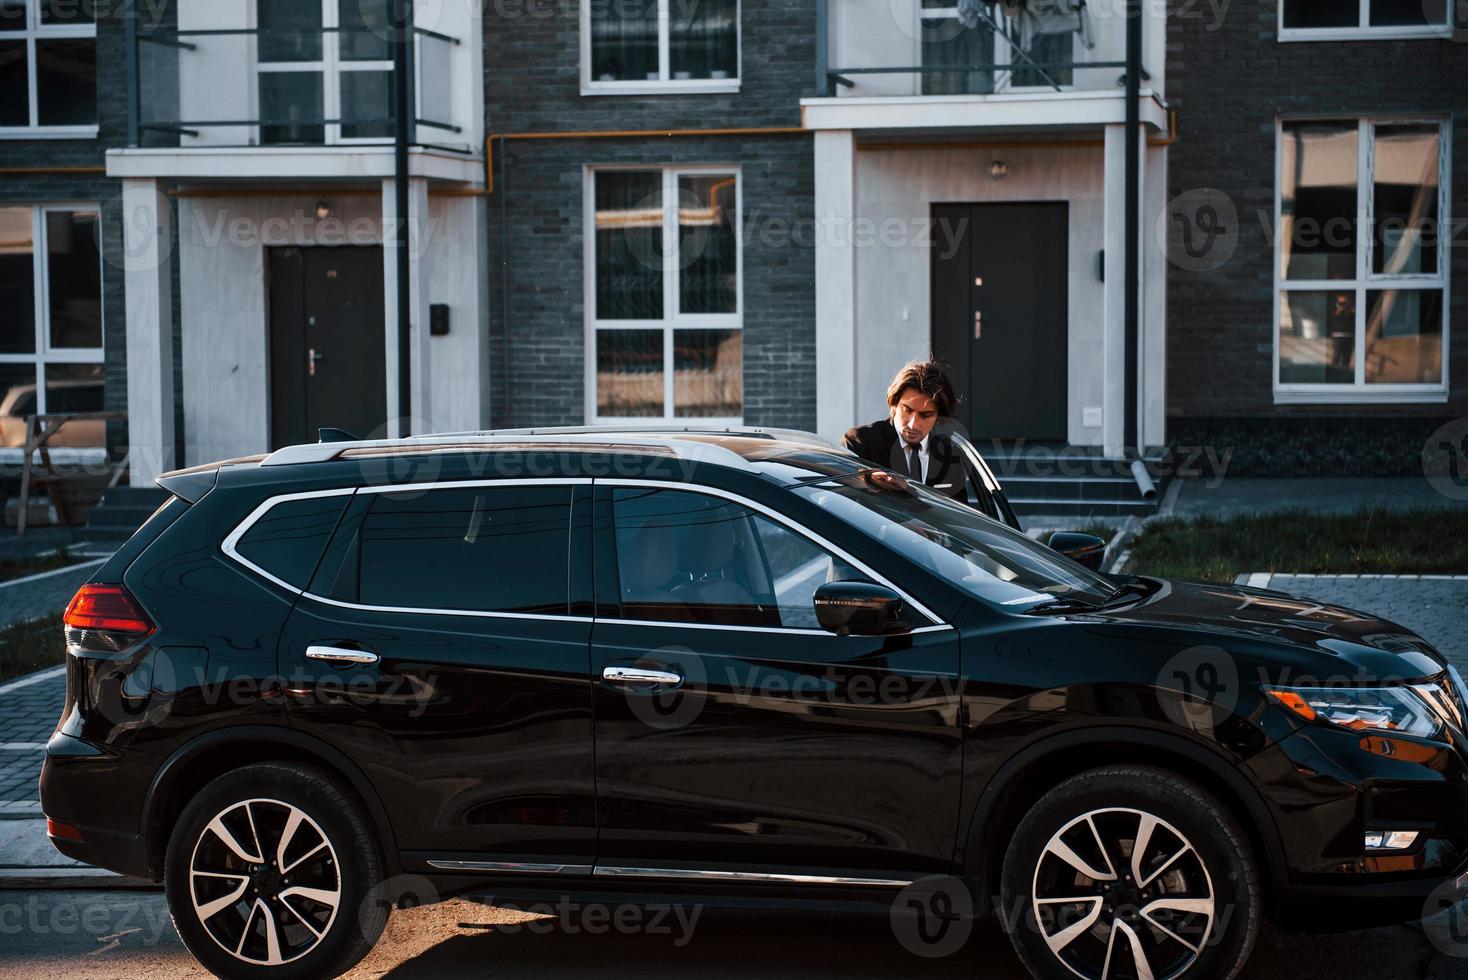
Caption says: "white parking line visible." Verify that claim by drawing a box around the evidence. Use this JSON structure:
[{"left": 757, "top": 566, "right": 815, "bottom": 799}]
[
  {"left": 0, "top": 665, "right": 65, "bottom": 695},
  {"left": 0, "top": 557, "right": 106, "bottom": 590}
]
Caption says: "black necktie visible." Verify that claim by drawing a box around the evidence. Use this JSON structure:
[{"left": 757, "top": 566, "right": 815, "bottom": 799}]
[{"left": 907, "top": 445, "right": 922, "bottom": 482}]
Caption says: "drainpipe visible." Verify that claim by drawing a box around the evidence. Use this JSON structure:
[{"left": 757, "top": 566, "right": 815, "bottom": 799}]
[
  {"left": 1123, "top": 0, "right": 1141, "bottom": 460},
  {"left": 392, "top": 0, "right": 414, "bottom": 433}
]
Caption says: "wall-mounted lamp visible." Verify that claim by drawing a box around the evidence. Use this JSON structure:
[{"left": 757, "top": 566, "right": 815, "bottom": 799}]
[
  {"left": 314, "top": 199, "right": 334, "bottom": 220},
  {"left": 988, "top": 160, "right": 1009, "bottom": 181}
]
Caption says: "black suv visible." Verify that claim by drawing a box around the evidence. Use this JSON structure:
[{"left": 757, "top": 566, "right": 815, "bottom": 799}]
[{"left": 41, "top": 429, "right": 1468, "bottom": 980}]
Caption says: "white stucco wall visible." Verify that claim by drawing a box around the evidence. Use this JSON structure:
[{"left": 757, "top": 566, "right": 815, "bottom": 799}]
[
  {"left": 177, "top": 190, "right": 488, "bottom": 464},
  {"left": 425, "top": 193, "right": 491, "bottom": 433},
  {"left": 177, "top": 193, "right": 383, "bottom": 464},
  {"left": 852, "top": 143, "right": 1109, "bottom": 447}
]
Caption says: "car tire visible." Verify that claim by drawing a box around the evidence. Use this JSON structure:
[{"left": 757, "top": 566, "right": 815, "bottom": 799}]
[
  {"left": 163, "top": 762, "right": 390, "bottom": 980},
  {"left": 999, "top": 765, "right": 1260, "bottom": 980}
]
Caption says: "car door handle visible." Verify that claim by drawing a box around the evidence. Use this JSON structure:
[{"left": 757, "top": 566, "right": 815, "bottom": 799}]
[
  {"left": 306, "top": 645, "right": 379, "bottom": 665},
  {"left": 602, "top": 666, "right": 682, "bottom": 686}
]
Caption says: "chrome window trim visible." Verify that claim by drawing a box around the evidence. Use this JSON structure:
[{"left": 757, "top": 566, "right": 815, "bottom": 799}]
[
  {"left": 219, "top": 487, "right": 358, "bottom": 596},
  {"left": 602, "top": 616, "right": 953, "bottom": 637},
  {"left": 591, "top": 865, "right": 916, "bottom": 888},
  {"left": 301, "top": 590, "right": 593, "bottom": 624},
  {"left": 600, "top": 478, "right": 945, "bottom": 627},
  {"left": 218, "top": 477, "right": 950, "bottom": 631}
]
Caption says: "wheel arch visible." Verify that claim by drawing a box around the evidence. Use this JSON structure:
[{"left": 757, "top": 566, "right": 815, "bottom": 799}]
[
  {"left": 961, "top": 725, "right": 1288, "bottom": 918},
  {"left": 141, "top": 725, "right": 402, "bottom": 881}
]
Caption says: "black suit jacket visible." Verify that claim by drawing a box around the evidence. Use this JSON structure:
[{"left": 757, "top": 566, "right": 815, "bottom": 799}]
[{"left": 842, "top": 419, "right": 969, "bottom": 501}]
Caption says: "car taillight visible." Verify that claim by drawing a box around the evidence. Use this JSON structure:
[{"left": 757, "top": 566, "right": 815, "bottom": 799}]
[{"left": 63, "top": 584, "right": 155, "bottom": 649}]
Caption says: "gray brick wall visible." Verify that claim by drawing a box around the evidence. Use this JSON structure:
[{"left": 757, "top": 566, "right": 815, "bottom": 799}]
[
  {"left": 0, "top": 3, "right": 184, "bottom": 465},
  {"left": 484, "top": 1, "right": 818, "bottom": 429},
  {"left": 486, "top": 135, "right": 816, "bottom": 429},
  {"left": 1165, "top": 1, "right": 1468, "bottom": 425}
]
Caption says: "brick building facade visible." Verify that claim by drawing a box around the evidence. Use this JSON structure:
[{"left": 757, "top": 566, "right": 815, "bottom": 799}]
[{"left": 1166, "top": 0, "right": 1466, "bottom": 474}]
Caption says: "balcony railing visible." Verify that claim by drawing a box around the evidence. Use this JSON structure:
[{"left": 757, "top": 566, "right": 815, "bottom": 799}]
[
  {"left": 124, "top": 22, "right": 463, "bottom": 150},
  {"left": 815, "top": 0, "right": 1152, "bottom": 99}
]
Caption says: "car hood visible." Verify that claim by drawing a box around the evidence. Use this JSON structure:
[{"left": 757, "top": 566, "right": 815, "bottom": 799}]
[{"left": 1088, "top": 578, "right": 1448, "bottom": 680}]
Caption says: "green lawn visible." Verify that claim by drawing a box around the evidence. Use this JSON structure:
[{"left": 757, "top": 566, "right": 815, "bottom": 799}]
[
  {"left": 0, "top": 548, "right": 78, "bottom": 583},
  {"left": 1123, "top": 509, "right": 1468, "bottom": 583},
  {"left": 0, "top": 612, "right": 65, "bottom": 684}
]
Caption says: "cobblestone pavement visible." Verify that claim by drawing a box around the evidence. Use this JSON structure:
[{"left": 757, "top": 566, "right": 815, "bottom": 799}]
[
  {"left": 0, "top": 672, "right": 62, "bottom": 812},
  {"left": 1260, "top": 575, "right": 1468, "bottom": 676}
]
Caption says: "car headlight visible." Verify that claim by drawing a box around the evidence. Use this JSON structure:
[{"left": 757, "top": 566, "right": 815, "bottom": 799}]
[{"left": 1264, "top": 685, "right": 1445, "bottom": 739}]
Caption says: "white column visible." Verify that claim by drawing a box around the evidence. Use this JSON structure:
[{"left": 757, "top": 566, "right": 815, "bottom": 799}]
[
  {"left": 1141, "top": 140, "right": 1168, "bottom": 450},
  {"left": 382, "top": 176, "right": 433, "bottom": 436},
  {"left": 121, "top": 178, "right": 176, "bottom": 485},
  {"left": 1101, "top": 124, "right": 1146, "bottom": 458},
  {"left": 814, "top": 129, "right": 857, "bottom": 443}
]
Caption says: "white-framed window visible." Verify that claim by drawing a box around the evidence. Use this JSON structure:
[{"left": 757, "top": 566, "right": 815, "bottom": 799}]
[
  {"left": 255, "top": 0, "right": 394, "bottom": 145},
  {"left": 0, "top": 0, "right": 97, "bottom": 137},
  {"left": 0, "top": 204, "right": 106, "bottom": 454},
  {"left": 1278, "top": 0, "right": 1458, "bottom": 40},
  {"left": 1274, "top": 117, "right": 1450, "bottom": 403},
  {"left": 584, "top": 166, "right": 743, "bottom": 423},
  {"left": 581, "top": 0, "right": 740, "bottom": 95}
]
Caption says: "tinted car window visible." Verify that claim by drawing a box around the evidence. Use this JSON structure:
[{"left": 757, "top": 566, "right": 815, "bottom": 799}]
[
  {"left": 611, "top": 487, "right": 869, "bottom": 629},
  {"left": 357, "top": 485, "right": 572, "bottom": 614},
  {"left": 234, "top": 494, "right": 351, "bottom": 589}
]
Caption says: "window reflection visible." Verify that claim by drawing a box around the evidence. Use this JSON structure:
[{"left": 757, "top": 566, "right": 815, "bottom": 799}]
[
  {"left": 1279, "top": 290, "right": 1355, "bottom": 384},
  {"left": 677, "top": 174, "right": 737, "bottom": 315},
  {"left": 1373, "top": 124, "right": 1439, "bottom": 276},
  {"left": 597, "top": 329, "right": 664, "bottom": 418},
  {"left": 1281, "top": 122, "right": 1357, "bottom": 281},
  {"left": 1365, "top": 290, "right": 1442, "bottom": 384},
  {"left": 674, "top": 329, "right": 741, "bottom": 418}
]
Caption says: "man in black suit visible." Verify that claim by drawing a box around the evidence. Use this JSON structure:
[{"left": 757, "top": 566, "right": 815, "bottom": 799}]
[{"left": 843, "top": 360, "right": 969, "bottom": 502}]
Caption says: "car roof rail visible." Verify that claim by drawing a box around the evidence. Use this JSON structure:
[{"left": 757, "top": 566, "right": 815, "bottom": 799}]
[
  {"left": 259, "top": 432, "right": 758, "bottom": 470},
  {"left": 437, "top": 424, "right": 845, "bottom": 451}
]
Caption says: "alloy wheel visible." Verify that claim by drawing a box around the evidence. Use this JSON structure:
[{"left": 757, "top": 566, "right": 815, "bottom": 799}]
[
  {"left": 187, "top": 797, "right": 342, "bottom": 966},
  {"left": 1030, "top": 807, "right": 1215, "bottom": 980}
]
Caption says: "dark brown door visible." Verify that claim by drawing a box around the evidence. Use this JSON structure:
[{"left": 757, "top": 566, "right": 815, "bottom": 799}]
[
  {"left": 268, "top": 246, "right": 387, "bottom": 449},
  {"left": 932, "top": 202, "right": 1068, "bottom": 441}
]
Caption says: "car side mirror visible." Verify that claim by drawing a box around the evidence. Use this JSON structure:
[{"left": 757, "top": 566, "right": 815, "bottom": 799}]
[
  {"left": 1047, "top": 531, "right": 1108, "bottom": 572},
  {"left": 813, "top": 582, "right": 911, "bottom": 637}
]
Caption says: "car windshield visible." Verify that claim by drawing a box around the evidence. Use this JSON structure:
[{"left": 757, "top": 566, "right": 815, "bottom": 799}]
[{"left": 793, "top": 470, "right": 1115, "bottom": 608}]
